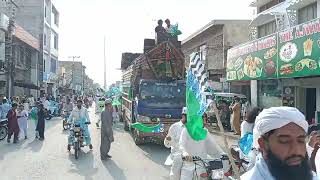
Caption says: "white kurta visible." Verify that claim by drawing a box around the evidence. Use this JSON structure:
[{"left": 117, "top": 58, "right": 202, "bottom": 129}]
[
  {"left": 241, "top": 154, "right": 319, "bottom": 180},
  {"left": 179, "top": 128, "right": 225, "bottom": 180},
  {"left": 18, "top": 110, "right": 28, "bottom": 137},
  {"left": 164, "top": 121, "right": 185, "bottom": 180}
]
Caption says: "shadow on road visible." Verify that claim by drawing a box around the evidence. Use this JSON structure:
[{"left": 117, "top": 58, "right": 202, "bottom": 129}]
[
  {"left": 102, "top": 159, "right": 127, "bottom": 180},
  {"left": 68, "top": 150, "right": 98, "bottom": 180},
  {"left": 25, "top": 139, "right": 44, "bottom": 152},
  {"left": 113, "top": 122, "right": 125, "bottom": 133},
  {"left": 139, "top": 144, "right": 171, "bottom": 170}
]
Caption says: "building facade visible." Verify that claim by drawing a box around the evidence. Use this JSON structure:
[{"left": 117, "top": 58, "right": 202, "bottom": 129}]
[
  {"left": 10, "top": 0, "right": 60, "bottom": 96},
  {"left": 59, "top": 61, "right": 87, "bottom": 95},
  {"left": 227, "top": 0, "right": 320, "bottom": 123},
  {"left": 182, "top": 20, "right": 251, "bottom": 97},
  {"left": 0, "top": 11, "right": 40, "bottom": 98}
]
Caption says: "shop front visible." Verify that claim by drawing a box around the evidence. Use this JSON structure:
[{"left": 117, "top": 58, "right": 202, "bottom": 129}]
[{"left": 226, "top": 18, "right": 320, "bottom": 124}]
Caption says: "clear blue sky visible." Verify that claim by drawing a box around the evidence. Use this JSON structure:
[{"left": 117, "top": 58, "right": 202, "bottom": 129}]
[{"left": 55, "top": 0, "right": 254, "bottom": 87}]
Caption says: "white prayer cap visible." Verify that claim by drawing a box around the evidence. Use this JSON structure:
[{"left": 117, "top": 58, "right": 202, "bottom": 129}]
[
  {"left": 182, "top": 107, "right": 188, "bottom": 114},
  {"left": 253, "top": 106, "right": 308, "bottom": 149},
  {"left": 105, "top": 99, "right": 112, "bottom": 104}
]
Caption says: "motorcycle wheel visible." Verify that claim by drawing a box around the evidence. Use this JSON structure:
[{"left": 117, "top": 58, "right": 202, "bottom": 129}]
[
  {"left": 63, "top": 121, "right": 68, "bottom": 130},
  {"left": 0, "top": 126, "right": 8, "bottom": 140},
  {"left": 74, "top": 142, "right": 79, "bottom": 160}
]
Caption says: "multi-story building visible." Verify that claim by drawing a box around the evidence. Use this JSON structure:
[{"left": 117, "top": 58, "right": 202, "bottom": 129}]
[
  {"left": 59, "top": 61, "right": 86, "bottom": 95},
  {"left": 182, "top": 20, "right": 251, "bottom": 96},
  {"left": 0, "top": 10, "right": 40, "bottom": 98},
  {"left": 227, "top": 0, "right": 320, "bottom": 123},
  {"left": 9, "top": 0, "right": 60, "bottom": 96}
]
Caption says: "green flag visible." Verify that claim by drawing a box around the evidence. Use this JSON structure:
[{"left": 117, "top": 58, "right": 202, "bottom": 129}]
[{"left": 185, "top": 52, "right": 211, "bottom": 141}]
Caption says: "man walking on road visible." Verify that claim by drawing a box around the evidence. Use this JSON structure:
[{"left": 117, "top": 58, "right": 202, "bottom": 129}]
[
  {"left": 37, "top": 104, "right": 46, "bottom": 140},
  {"left": 100, "top": 99, "right": 114, "bottom": 160},
  {"left": 164, "top": 107, "right": 187, "bottom": 180},
  {"left": 7, "top": 103, "right": 19, "bottom": 143}
]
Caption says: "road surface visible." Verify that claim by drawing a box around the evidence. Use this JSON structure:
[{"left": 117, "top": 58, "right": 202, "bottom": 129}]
[{"left": 0, "top": 107, "right": 237, "bottom": 180}]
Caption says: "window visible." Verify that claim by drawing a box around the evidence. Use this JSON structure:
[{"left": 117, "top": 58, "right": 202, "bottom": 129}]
[
  {"left": 45, "top": 6, "right": 47, "bottom": 18},
  {"left": 51, "top": 58, "right": 57, "bottom": 73},
  {"left": 298, "top": 3, "right": 317, "bottom": 24},
  {"left": 259, "top": 0, "right": 285, "bottom": 13},
  {"left": 52, "top": 6, "right": 59, "bottom": 26},
  {"left": 258, "top": 79, "right": 282, "bottom": 108},
  {"left": 54, "top": 34, "right": 58, "bottom": 50},
  {"left": 43, "top": 60, "right": 46, "bottom": 71},
  {"left": 199, "top": 44, "right": 206, "bottom": 61},
  {"left": 258, "top": 21, "right": 276, "bottom": 38},
  {"left": 44, "top": 34, "right": 47, "bottom": 46}
]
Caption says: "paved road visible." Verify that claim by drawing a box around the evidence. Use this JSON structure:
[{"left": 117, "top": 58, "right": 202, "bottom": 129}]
[{"left": 0, "top": 107, "right": 237, "bottom": 180}]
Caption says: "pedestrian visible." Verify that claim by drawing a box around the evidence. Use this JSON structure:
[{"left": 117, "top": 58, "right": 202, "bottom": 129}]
[
  {"left": 7, "top": 103, "right": 19, "bottom": 143},
  {"left": 241, "top": 107, "right": 317, "bottom": 180},
  {"left": 230, "top": 96, "right": 241, "bottom": 135},
  {"left": 30, "top": 103, "right": 39, "bottom": 139},
  {"left": 17, "top": 104, "right": 28, "bottom": 140},
  {"left": 100, "top": 99, "right": 114, "bottom": 160},
  {"left": 164, "top": 107, "right": 187, "bottom": 180},
  {"left": 240, "top": 107, "right": 262, "bottom": 138},
  {"left": 37, "top": 104, "right": 46, "bottom": 140},
  {"left": 1, "top": 99, "right": 11, "bottom": 119}
]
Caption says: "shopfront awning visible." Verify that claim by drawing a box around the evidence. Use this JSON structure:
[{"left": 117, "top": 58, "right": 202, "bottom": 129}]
[
  {"left": 14, "top": 82, "right": 40, "bottom": 90},
  {"left": 287, "top": 0, "right": 317, "bottom": 10},
  {"left": 249, "top": 1, "right": 290, "bottom": 27}
]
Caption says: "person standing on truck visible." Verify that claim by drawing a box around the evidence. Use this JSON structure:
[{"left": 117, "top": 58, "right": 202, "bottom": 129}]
[{"left": 164, "top": 107, "right": 187, "bottom": 180}]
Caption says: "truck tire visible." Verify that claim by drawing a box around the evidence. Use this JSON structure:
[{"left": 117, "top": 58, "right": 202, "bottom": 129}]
[
  {"left": 119, "top": 112, "right": 124, "bottom": 122},
  {"left": 124, "top": 120, "right": 129, "bottom": 131},
  {"left": 133, "top": 129, "right": 145, "bottom": 145}
]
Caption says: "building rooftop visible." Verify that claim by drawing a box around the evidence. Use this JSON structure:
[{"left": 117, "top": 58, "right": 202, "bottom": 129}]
[{"left": 182, "top": 19, "right": 251, "bottom": 44}]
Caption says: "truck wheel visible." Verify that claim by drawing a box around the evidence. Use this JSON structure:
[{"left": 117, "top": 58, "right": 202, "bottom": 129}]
[
  {"left": 124, "top": 120, "right": 129, "bottom": 131},
  {"left": 133, "top": 129, "right": 144, "bottom": 145},
  {"left": 74, "top": 142, "right": 79, "bottom": 160}
]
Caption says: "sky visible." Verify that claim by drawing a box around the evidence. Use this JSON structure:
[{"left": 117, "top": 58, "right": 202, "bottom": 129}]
[{"left": 54, "top": 0, "right": 255, "bottom": 87}]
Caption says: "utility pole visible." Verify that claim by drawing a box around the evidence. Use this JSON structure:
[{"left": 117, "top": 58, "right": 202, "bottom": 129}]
[
  {"left": 104, "top": 36, "right": 106, "bottom": 90},
  {"left": 5, "top": 0, "right": 18, "bottom": 98},
  {"left": 68, "top": 56, "right": 80, "bottom": 93}
]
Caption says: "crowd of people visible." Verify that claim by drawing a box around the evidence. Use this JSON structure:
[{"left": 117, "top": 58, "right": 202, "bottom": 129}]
[{"left": 164, "top": 103, "right": 320, "bottom": 180}]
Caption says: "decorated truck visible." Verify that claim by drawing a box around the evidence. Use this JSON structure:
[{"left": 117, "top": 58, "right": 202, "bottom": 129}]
[{"left": 120, "top": 39, "right": 185, "bottom": 145}]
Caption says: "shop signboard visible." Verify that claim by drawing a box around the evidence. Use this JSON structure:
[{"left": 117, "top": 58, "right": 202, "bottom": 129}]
[
  {"left": 226, "top": 34, "right": 278, "bottom": 81},
  {"left": 278, "top": 18, "right": 320, "bottom": 78},
  {"left": 227, "top": 17, "right": 320, "bottom": 81}
]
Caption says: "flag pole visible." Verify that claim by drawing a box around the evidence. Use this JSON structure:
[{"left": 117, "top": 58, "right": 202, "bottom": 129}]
[{"left": 210, "top": 101, "right": 241, "bottom": 179}]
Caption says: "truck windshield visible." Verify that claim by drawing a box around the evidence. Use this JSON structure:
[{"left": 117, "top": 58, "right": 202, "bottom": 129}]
[{"left": 139, "top": 81, "right": 185, "bottom": 108}]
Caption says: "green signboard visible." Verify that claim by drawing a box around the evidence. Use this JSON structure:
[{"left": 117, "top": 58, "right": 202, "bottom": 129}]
[
  {"left": 278, "top": 18, "right": 320, "bottom": 78},
  {"left": 227, "top": 17, "right": 320, "bottom": 81},
  {"left": 227, "top": 34, "right": 278, "bottom": 81}
]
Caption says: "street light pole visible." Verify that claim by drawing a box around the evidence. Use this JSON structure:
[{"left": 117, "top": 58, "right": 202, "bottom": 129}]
[
  {"left": 68, "top": 56, "right": 80, "bottom": 92},
  {"left": 104, "top": 37, "right": 106, "bottom": 90}
]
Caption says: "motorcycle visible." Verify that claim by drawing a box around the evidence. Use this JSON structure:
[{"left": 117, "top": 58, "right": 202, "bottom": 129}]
[
  {"left": 182, "top": 155, "right": 232, "bottom": 180},
  {"left": 0, "top": 118, "right": 8, "bottom": 140},
  {"left": 67, "top": 121, "right": 92, "bottom": 159},
  {"left": 229, "top": 145, "right": 254, "bottom": 174},
  {"left": 62, "top": 111, "right": 71, "bottom": 130},
  {"left": 45, "top": 102, "right": 61, "bottom": 120}
]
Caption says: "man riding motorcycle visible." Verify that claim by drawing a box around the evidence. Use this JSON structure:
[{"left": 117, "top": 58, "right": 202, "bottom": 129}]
[
  {"left": 68, "top": 99, "right": 92, "bottom": 149},
  {"left": 179, "top": 113, "right": 227, "bottom": 180}
]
